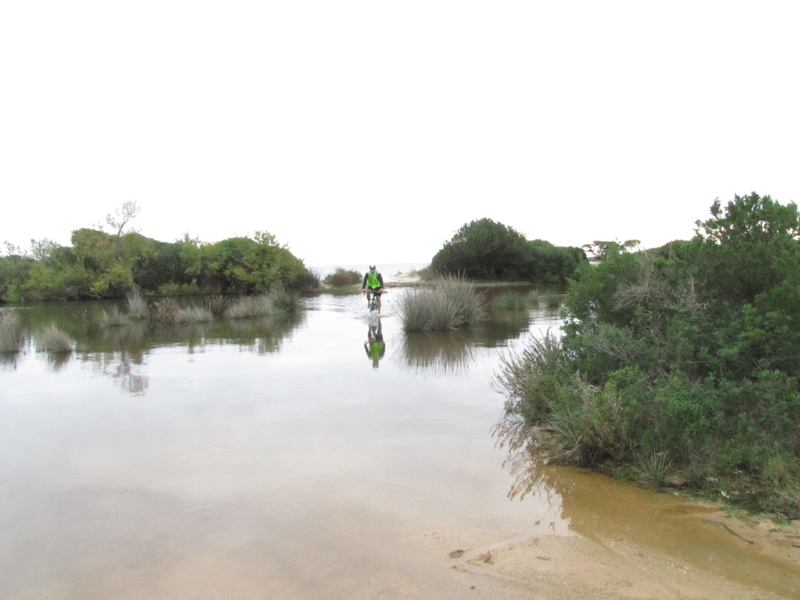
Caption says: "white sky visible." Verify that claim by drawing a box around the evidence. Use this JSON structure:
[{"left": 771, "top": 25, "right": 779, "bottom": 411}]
[{"left": 1, "top": 1, "right": 798, "bottom": 266}]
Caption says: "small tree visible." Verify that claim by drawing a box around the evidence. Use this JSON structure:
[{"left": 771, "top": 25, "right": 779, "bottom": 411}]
[{"left": 106, "top": 200, "right": 141, "bottom": 261}]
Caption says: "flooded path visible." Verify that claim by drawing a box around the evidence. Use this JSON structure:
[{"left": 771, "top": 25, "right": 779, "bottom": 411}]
[{"left": 0, "top": 293, "right": 798, "bottom": 598}]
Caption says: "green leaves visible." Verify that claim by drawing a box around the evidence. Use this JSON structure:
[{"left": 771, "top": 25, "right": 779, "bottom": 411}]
[
  {"left": 432, "top": 218, "right": 587, "bottom": 282},
  {"left": 498, "top": 193, "right": 800, "bottom": 512}
]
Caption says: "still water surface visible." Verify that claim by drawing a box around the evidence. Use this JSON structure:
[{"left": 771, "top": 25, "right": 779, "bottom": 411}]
[{"left": 1, "top": 292, "right": 798, "bottom": 598}]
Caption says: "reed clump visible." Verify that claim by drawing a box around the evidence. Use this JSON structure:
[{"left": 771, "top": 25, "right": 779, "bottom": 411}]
[
  {"left": 542, "top": 293, "right": 562, "bottom": 309},
  {"left": 99, "top": 305, "right": 130, "bottom": 327},
  {"left": 493, "top": 291, "right": 539, "bottom": 311},
  {"left": 226, "top": 295, "right": 274, "bottom": 319},
  {"left": 226, "top": 289, "right": 299, "bottom": 319},
  {"left": 269, "top": 288, "right": 299, "bottom": 314},
  {"left": 151, "top": 298, "right": 180, "bottom": 323},
  {"left": 126, "top": 289, "right": 149, "bottom": 320},
  {"left": 35, "top": 324, "right": 74, "bottom": 353},
  {"left": 0, "top": 312, "right": 25, "bottom": 353},
  {"left": 399, "top": 276, "right": 487, "bottom": 332},
  {"left": 205, "top": 295, "right": 230, "bottom": 318},
  {"left": 174, "top": 306, "right": 214, "bottom": 323}
]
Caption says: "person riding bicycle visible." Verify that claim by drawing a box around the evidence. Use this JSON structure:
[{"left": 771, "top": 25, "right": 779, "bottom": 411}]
[{"left": 361, "top": 265, "right": 384, "bottom": 313}]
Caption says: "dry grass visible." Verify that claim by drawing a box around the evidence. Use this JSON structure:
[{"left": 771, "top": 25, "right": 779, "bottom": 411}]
[
  {"left": 99, "top": 306, "right": 130, "bottom": 327},
  {"left": 399, "top": 275, "right": 486, "bottom": 331},
  {"left": 226, "top": 289, "right": 299, "bottom": 319},
  {"left": 0, "top": 312, "right": 25, "bottom": 353},
  {"left": 126, "top": 289, "right": 149, "bottom": 320},
  {"left": 35, "top": 324, "right": 74, "bottom": 353},
  {"left": 151, "top": 298, "right": 180, "bottom": 323}
]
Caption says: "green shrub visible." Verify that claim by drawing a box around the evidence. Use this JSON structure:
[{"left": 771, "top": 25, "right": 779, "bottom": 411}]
[
  {"left": 636, "top": 450, "right": 672, "bottom": 487},
  {"left": 324, "top": 267, "right": 361, "bottom": 287},
  {"left": 157, "top": 281, "right": 200, "bottom": 296},
  {"left": 495, "top": 194, "right": 800, "bottom": 515},
  {"left": 432, "top": 218, "right": 528, "bottom": 280},
  {"left": 292, "top": 268, "right": 321, "bottom": 291}
]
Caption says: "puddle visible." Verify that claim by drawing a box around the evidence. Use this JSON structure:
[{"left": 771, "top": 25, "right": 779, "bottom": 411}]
[{"left": 0, "top": 294, "right": 797, "bottom": 599}]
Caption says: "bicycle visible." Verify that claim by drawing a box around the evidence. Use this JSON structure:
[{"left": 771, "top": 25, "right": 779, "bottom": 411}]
[{"left": 362, "top": 288, "right": 386, "bottom": 313}]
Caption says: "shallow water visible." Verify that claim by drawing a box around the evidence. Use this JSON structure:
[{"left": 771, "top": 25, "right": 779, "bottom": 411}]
[{"left": 0, "top": 292, "right": 798, "bottom": 599}]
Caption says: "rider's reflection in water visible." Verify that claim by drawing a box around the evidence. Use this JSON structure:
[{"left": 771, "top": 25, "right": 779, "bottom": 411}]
[{"left": 364, "top": 318, "right": 386, "bottom": 369}]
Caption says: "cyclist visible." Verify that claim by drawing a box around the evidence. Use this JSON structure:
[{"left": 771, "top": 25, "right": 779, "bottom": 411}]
[{"left": 361, "top": 265, "right": 384, "bottom": 313}]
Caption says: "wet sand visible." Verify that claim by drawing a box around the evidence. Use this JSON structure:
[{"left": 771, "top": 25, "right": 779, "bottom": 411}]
[{"left": 5, "top": 469, "right": 798, "bottom": 600}]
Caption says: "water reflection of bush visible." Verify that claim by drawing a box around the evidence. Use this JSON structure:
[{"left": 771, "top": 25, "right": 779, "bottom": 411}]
[
  {"left": 0, "top": 344, "right": 28, "bottom": 370},
  {"left": 225, "top": 313, "right": 304, "bottom": 355},
  {"left": 400, "top": 331, "right": 476, "bottom": 374},
  {"left": 493, "top": 418, "right": 566, "bottom": 502},
  {"left": 479, "top": 310, "right": 534, "bottom": 348},
  {"left": 399, "top": 311, "right": 533, "bottom": 375},
  {"left": 81, "top": 350, "right": 149, "bottom": 395},
  {"left": 38, "top": 350, "right": 74, "bottom": 372}
]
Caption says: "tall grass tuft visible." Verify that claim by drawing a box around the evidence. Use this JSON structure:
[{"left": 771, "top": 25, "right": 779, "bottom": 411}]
[
  {"left": 0, "top": 312, "right": 25, "bottom": 353},
  {"left": 399, "top": 275, "right": 487, "bottom": 331},
  {"left": 226, "top": 295, "right": 273, "bottom": 319},
  {"left": 542, "top": 294, "right": 562, "bottom": 309},
  {"left": 174, "top": 306, "right": 213, "bottom": 323},
  {"left": 126, "top": 289, "right": 149, "bottom": 320},
  {"left": 493, "top": 291, "right": 538, "bottom": 311},
  {"left": 205, "top": 295, "right": 230, "bottom": 318},
  {"left": 99, "top": 306, "right": 130, "bottom": 327},
  {"left": 270, "top": 287, "right": 299, "bottom": 314},
  {"left": 226, "top": 289, "right": 299, "bottom": 319},
  {"left": 36, "top": 324, "right": 74, "bottom": 353},
  {"left": 636, "top": 449, "right": 671, "bottom": 488},
  {"left": 151, "top": 298, "right": 180, "bottom": 323}
]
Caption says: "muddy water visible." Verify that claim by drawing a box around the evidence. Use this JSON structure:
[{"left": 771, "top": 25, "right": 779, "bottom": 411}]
[{"left": 0, "top": 293, "right": 798, "bottom": 599}]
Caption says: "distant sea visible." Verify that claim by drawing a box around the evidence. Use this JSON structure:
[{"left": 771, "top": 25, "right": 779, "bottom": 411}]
[{"left": 309, "top": 262, "right": 429, "bottom": 283}]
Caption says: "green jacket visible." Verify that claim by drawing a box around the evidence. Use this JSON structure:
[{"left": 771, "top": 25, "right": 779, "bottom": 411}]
[{"left": 363, "top": 271, "right": 384, "bottom": 290}]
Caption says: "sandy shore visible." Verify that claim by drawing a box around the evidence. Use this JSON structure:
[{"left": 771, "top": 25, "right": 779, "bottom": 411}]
[{"left": 421, "top": 507, "right": 800, "bottom": 599}]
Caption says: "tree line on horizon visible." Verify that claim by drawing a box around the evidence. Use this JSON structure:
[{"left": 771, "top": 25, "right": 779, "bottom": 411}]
[
  {"left": 1, "top": 208, "right": 595, "bottom": 303},
  {"left": 0, "top": 227, "right": 318, "bottom": 302}
]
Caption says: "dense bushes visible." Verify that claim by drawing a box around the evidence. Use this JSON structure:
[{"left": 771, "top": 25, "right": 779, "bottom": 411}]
[
  {"left": 431, "top": 218, "right": 587, "bottom": 283},
  {"left": 0, "top": 229, "right": 318, "bottom": 302},
  {"left": 497, "top": 193, "right": 800, "bottom": 515},
  {"left": 323, "top": 267, "right": 362, "bottom": 287}
]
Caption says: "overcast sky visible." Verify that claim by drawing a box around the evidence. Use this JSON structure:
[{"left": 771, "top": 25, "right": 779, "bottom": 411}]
[{"left": 2, "top": 1, "right": 798, "bottom": 266}]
